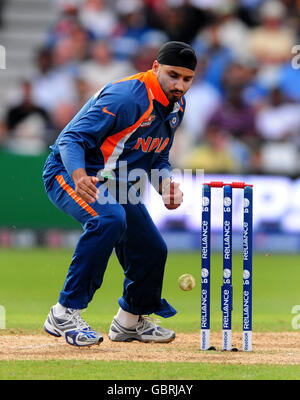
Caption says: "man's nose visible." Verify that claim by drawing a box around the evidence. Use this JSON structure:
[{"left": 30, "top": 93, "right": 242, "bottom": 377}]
[{"left": 174, "top": 80, "right": 184, "bottom": 91}]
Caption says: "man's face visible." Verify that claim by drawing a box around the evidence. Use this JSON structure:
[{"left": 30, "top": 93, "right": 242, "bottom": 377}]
[{"left": 153, "top": 61, "right": 195, "bottom": 103}]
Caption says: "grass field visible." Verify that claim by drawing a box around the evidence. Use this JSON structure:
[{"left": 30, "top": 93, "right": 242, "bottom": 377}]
[
  {"left": 1, "top": 360, "right": 300, "bottom": 380},
  {"left": 0, "top": 249, "right": 300, "bottom": 380}
]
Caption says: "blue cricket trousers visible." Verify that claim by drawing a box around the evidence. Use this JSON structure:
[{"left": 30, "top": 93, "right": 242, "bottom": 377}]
[{"left": 42, "top": 154, "right": 176, "bottom": 318}]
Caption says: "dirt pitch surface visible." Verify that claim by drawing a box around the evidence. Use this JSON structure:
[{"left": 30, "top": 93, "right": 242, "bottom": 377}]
[{"left": 0, "top": 332, "right": 299, "bottom": 365}]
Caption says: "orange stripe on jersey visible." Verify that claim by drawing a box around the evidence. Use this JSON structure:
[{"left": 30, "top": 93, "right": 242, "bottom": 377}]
[
  {"left": 100, "top": 96, "right": 153, "bottom": 165},
  {"left": 113, "top": 70, "right": 169, "bottom": 107},
  {"left": 100, "top": 70, "right": 169, "bottom": 165},
  {"left": 55, "top": 175, "right": 98, "bottom": 217},
  {"left": 100, "top": 101, "right": 153, "bottom": 164},
  {"left": 179, "top": 97, "right": 184, "bottom": 112}
]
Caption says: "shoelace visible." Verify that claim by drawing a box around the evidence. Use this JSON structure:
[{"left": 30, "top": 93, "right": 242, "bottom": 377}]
[
  {"left": 136, "top": 316, "right": 161, "bottom": 334},
  {"left": 68, "top": 309, "right": 90, "bottom": 331}
]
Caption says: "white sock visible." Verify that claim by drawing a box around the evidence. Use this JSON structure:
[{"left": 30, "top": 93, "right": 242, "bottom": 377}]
[
  {"left": 116, "top": 308, "right": 139, "bottom": 328},
  {"left": 53, "top": 302, "right": 67, "bottom": 316}
]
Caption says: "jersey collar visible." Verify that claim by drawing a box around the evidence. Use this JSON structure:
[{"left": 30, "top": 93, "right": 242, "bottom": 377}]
[{"left": 144, "top": 70, "right": 169, "bottom": 108}]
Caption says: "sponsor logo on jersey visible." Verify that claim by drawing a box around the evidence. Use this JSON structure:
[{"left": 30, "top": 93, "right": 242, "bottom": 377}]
[{"left": 140, "top": 113, "right": 156, "bottom": 127}]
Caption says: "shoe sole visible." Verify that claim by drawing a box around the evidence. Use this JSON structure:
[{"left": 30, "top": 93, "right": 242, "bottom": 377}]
[
  {"left": 44, "top": 320, "right": 103, "bottom": 347},
  {"left": 108, "top": 333, "right": 175, "bottom": 344}
]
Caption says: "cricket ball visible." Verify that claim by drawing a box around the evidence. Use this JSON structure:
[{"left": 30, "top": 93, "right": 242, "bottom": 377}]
[{"left": 178, "top": 274, "right": 196, "bottom": 291}]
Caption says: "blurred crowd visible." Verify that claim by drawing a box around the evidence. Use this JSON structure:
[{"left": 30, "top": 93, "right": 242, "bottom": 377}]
[{"left": 1, "top": 0, "right": 300, "bottom": 175}]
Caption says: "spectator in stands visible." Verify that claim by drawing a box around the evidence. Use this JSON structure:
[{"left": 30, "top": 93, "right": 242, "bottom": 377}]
[
  {"left": 179, "top": 123, "right": 237, "bottom": 173},
  {"left": 246, "top": 1, "right": 298, "bottom": 106},
  {"left": 4, "top": 81, "right": 53, "bottom": 155},
  {"left": 112, "top": 0, "right": 151, "bottom": 60},
  {"left": 51, "top": 22, "right": 91, "bottom": 72},
  {"left": 211, "top": 0, "right": 250, "bottom": 61},
  {"left": 182, "top": 56, "right": 221, "bottom": 143},
  {"left": 238, "top": 0, "right": 265, "bottom": 26},
  {"left": 178, "top": 61, "right": 257, "bottom": 173},
  {"left": 47, "top": 1, "right": 81, "bottom": 48},
  {"left": 79, "top": 0, "right": 117, "bottom": 39},
  {"left": 51, "top": 36, "right": 79, "bottom": 77},
  {"left": 79, "top": 39, "right": 133, "bottom": 90},
  {"left": 51, "top": 102, "right": 77, "bottom": 138},
  {"left": 68, "top": 23, "right": 91, "bottom": 62},
  {"left": 131, "top": 30, "right": 168, "bottom": 73},
  {"left": 192, "top": 20, "right": 234, "bottom": 93},
  {"left": 208, "top": 63, "right": 258, "bottom": 143},
  {"left": 202, "top": 63, "right": 259, "bottom": 171},
  {"left": 144, "top": 0, "right": 204, "bottom": 44},
  {"left": 248, "top": 0, "right": 296, "bottom": 65},
  {"left": 74, "top": 75, "right": 94, "bottom": 106},
  {"left": 30, "top": 48, "right": 77, "bottom": 113},
  {"left": 256, "top": 87, "right": 300, "bottom": 143},
  {"left": 255, "top": 86, "right": 300, "bottom": 175},
  {"left": 161, "top": 1, "right": 190, "bottom": 42},
  {"left": 277, "top": 61, "right": 300, "bottom": 103}
]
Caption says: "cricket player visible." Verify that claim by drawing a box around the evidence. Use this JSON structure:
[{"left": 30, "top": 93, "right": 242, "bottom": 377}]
[{"left": 43, "top": 41, "right": 197, "bottom": 346}]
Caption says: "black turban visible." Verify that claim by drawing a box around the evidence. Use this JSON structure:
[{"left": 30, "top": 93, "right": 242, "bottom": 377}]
[{"left": 156, "top": 41, "right": 197, "bottom": 71}]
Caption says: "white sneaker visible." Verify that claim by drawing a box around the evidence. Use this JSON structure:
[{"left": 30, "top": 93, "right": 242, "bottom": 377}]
[
  {"left": 108, "top": 316, "right": 175, "bottom": 343},
  {"left": 44, "top": 306, "right": 103, "bottom": 347}
]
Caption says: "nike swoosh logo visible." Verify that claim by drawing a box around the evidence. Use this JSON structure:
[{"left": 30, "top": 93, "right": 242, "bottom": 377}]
[{"left": 103, "top": 107, "right": 116, "bottom": 117}]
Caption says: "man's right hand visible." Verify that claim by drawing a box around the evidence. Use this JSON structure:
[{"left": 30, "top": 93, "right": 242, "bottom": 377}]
[
  {"left": 161, "top": 180, "right": 183, "bottom": 210},
  {"left": 72, "top": 168, "right": 99, "bottom": 203}
]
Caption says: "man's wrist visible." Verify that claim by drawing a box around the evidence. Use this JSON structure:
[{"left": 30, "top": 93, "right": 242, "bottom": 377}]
[
  {"left": 161, "top": 179, "right": 172, "bottom": 195},
  {"left": 72, "top": 168, "right": 87, "bottom": 185}
]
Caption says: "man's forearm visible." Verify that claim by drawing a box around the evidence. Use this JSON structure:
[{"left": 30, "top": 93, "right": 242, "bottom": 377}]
[{"left": 58, "top": 139, "right": 86, "bottom": 179}]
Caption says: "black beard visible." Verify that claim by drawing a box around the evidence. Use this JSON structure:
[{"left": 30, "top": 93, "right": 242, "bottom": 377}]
[{"left": 156, "top": 74, "right": 179, "bottom": 112}]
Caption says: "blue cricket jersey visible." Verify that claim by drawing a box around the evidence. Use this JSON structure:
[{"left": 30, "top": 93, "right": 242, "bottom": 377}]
[{"left": 50, "top": 69, "right": 186, "bottom": 183}]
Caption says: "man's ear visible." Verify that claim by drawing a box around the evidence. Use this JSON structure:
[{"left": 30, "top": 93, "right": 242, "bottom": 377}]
[{"left": 152, "top": 60, "right": 159, "bottom": 74}]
